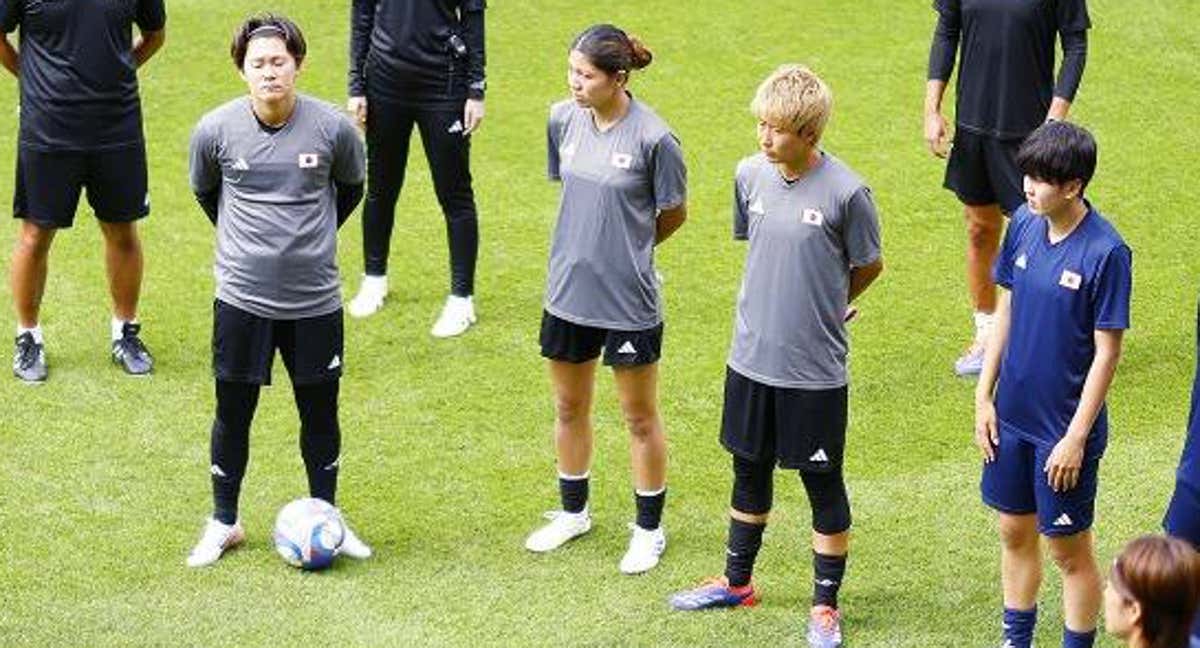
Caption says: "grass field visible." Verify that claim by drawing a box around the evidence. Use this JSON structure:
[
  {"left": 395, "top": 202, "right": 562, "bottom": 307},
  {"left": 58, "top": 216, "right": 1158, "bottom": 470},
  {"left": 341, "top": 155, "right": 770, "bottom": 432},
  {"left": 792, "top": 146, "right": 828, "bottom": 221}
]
[{"left": 1, "top": 1, "right": 1198, "bottom": 646}]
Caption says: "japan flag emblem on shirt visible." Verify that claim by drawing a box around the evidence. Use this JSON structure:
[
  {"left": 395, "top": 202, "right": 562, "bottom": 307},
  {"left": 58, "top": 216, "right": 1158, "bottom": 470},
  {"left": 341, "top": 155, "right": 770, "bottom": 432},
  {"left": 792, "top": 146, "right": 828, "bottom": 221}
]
[
  {"left": 298, "top": 153, "right": 319, "bottom": 168},
  {"left": 802, "top": 208, "right": 824, "bottom": 226},
  {"left": 611, "top": 152, "right": 633, "bottom": 169},
  {"left": 1059, "top": 269, "right": 1082, "bottom": 290}
]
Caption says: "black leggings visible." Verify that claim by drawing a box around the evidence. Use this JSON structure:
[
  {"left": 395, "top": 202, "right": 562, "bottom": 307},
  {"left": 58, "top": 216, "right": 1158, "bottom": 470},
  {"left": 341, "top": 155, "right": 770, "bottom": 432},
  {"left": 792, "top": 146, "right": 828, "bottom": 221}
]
[
  {"left": 363, "top": 96, "right": 478, "bottom": 296},
  {"left": 209, "top": 379, "right": 341, "bottom": 524},
  {"left": 730, "top": 454, "right": 852, "bottom": 535}
]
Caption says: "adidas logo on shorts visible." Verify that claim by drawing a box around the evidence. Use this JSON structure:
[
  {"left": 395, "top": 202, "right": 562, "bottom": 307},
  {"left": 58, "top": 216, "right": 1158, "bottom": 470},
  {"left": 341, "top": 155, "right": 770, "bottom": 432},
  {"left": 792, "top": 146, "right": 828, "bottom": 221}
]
[
  {"left": 1053, "top": 513, "right": 1074, "bottom": 527},
  {"left": 809, "top": 448, "right": 829, "bottom": 462},
  {"left": 617, "top": 341, "right": 637, "bottom": 355}
]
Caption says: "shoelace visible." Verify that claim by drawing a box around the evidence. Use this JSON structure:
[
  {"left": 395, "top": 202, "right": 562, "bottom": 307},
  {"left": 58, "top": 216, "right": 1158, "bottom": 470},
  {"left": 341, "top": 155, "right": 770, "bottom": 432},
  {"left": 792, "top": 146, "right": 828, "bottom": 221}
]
[
  {"left": 14, "top": 335, "right": 41, "bottom": 369},
  {"left": 115, "top": 330, "right": 149, "bottom": 358}
]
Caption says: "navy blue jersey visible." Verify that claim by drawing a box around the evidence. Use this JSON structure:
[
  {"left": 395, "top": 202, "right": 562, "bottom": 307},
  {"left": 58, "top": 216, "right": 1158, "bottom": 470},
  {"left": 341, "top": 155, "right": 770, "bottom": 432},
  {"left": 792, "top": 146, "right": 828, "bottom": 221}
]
[
  {"left": 993, "top": 203, "right": 1131, "bottom": 457},
  {"left": 0, "top": 0, "right": 166, "bottom": 151}
]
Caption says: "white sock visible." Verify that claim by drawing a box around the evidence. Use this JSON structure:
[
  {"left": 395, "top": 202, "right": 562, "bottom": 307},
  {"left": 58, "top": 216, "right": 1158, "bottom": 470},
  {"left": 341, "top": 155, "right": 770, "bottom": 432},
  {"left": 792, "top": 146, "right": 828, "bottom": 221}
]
[
  {"left": 973, "top": 311, "right": 995, "bottom": 342},
  {"left": 111, "top": 316, "right": 138, "bottom": 341},
  {"left": 361, "top": 274, "right": 387, "bottom": 291},
  {"left": 17, "top": 324, "right": 43, "bottom": 345}
]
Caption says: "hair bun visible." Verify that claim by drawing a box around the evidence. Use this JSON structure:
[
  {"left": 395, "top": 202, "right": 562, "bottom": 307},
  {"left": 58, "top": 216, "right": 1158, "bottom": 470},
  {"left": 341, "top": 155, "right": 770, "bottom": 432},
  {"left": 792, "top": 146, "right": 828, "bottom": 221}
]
[{"left": 627, "top": 35, "right": 653, "bottom": 70}]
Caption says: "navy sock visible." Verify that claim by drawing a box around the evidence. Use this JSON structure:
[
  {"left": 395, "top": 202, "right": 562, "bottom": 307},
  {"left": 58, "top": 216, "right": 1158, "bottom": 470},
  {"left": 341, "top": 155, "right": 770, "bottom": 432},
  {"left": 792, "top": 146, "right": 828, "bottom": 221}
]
[
  {"left": 635, "top": 487, "right": 666, "bottom": 530},
  {"left": 724, "top": 518, "right": 765, "bottom": 587},
  {"left": 1003, "top": 606, "right": 1037, "bottom": 648},
  {"left": 813, "top": 552, "right": 847, "bottom": 608},
  {"left": 558, "top": 473, "right": 589, "bottom": 514},
  {"left": 1062, "top": 627, "right": 1096, "bottom": 648}
]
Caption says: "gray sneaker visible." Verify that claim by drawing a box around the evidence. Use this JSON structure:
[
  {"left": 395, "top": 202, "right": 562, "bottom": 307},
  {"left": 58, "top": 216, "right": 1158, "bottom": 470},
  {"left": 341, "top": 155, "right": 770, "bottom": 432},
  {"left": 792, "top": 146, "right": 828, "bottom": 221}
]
[
  {"left": 13, "top": 332, "right": 47, "bottom": 383},
  {"left": 112, "top": 322, "right": 153, "bottom": 376}
]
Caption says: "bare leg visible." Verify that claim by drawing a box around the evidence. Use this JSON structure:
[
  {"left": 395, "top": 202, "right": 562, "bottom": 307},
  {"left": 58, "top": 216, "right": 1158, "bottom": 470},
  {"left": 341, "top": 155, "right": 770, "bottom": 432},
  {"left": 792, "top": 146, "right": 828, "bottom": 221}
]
[
  {"left": 548, "top": 359, "right": 597, "bottom": 476},
  {"left": 10, "top": 220, "right": 56, "bottom": 328},
  {"left": 998, "top": 512, "right": 1042, "bottom": 609},
  {"left": 612, "top": 363, "right": 666, "bottom": 491},
  {"left": 99, "top": 221, "right": 143, "bottom": 322},
  {"left": 1048, "top": 530, "right": 1102, "bottom": 633},
  {"left": 964, "top": 203, "right": 1004, "bottom": 318}
]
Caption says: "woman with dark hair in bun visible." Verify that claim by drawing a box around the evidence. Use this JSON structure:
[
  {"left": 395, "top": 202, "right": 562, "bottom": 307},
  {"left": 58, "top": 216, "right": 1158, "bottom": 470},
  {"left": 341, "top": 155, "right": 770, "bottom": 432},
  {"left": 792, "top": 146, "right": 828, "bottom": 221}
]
[
  {"left": 523, "top": 24, "right": 687, "bottom": 575},
  {"left": 1105, "top": 535, "right": 1200, "bottom": 648}
]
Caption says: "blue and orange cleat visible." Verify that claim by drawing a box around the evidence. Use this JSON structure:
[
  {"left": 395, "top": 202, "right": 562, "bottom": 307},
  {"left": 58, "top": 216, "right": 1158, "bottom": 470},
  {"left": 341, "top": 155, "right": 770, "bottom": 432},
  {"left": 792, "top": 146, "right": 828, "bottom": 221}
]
[
  {"left": 669, "top": 576, "right": 758, "bottom": 611},
  {"left": 807, "top": 604, "right": 843, "bottom": 647}
]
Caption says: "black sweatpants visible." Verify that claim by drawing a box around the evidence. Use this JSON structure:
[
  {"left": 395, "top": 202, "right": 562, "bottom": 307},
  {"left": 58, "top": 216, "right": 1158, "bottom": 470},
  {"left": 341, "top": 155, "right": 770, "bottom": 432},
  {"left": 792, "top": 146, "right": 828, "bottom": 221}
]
[
  {"left": 209, "top": 379, "right": 342, "bottom": 524},
  {"left": 363, "top": 95, "right": 478, "bottom": 296}
]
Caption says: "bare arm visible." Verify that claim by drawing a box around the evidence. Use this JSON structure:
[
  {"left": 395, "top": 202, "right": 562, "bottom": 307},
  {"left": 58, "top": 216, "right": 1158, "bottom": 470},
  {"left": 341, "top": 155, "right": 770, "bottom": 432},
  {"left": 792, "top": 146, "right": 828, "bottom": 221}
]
[
  {"left": 133, "top": 29, "right": 164, "bottom": 67},
  {"left": 1043, "top": 329, "right": 1123, "bottom": 490},
  {"left": 655, "top": 204, "right": 687, "bottom": 245},
  {"left": 924, "top": 79, "right": 950, "bottom": 158},
  {"left": 848, "top": 258, "right": 883, "bottom": 302},
  {"left": 974, "top": 290, "right": 1012, "bottom": 461},
  {"left": 0, "top": 35, "right": 17, "bottom": 77}
]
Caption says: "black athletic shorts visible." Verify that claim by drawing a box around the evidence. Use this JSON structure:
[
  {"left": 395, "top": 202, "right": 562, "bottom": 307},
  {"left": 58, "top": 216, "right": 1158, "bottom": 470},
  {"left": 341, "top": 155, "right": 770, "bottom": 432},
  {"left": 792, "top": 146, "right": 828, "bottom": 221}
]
[
  {"left": 14, "top": 143, "right": 150, "bottom": 229},
  {"left": 539, "top": 310, "right": 662, "bottom": 366},
  {"left": 943, "top": 129, "right": 1025, "bottom": 214},
  {"left": 212, "top": 299, "right": 344, "bottom": 386},
  {"left": 720, "top": 367, "right": 848, "bottom": 472}
]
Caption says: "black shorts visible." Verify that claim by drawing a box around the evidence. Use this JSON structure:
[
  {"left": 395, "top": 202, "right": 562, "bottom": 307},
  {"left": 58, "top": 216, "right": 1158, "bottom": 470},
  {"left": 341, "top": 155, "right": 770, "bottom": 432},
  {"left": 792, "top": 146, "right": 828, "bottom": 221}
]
[
  {"left": 212, "top": 300, "right": 344, "bottom": 386},
  {"left": 720, "top": 367, "right": 848, "bottom": 472},
  {"left": 539, "top": 310, "right": 662, "bottom": 366},
  {"left": 943, "top": 129, "right": 1025, "bottom": 214},
  {"left": 14, "top": 143, "right": 150, "bottom": 229}
]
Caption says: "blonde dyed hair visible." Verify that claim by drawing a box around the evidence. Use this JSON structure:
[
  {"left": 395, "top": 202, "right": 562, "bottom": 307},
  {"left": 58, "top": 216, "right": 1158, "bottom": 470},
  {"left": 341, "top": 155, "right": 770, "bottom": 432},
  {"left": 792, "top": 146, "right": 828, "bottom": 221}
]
[{"left": 750, "top": 64, "right": 833, "bottom": 141}]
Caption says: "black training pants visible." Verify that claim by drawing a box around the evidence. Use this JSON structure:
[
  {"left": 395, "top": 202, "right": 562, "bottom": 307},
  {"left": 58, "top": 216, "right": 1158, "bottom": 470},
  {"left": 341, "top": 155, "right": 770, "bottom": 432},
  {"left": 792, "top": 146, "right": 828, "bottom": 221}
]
[{"left": 363, "top": 95, "right": 478, "bottom": 296}]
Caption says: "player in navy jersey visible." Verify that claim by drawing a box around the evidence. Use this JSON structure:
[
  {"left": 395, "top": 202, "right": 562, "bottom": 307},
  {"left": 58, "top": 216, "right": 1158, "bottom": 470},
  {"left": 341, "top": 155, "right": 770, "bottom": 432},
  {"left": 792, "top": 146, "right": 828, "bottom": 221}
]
[
  {"left": 346, "top": 0, "right": 486, "bottom": 338},
  {"left": 669, "top": 65, "right": 882, "bottom": 648},
  {"left": 974, "top": 121, "right": 1131, "bottom": 648},
  {"left": 925, "top": 0, "right": 1090, "bottom": 376},
  {"left": 1, "top": 0, "right": 165, "bottom": 382},
  {"left": 185, "top": 14, "right": 370, "bottom": 568},
  {"left": 523, "top": 24, "right": 687, "bottom": 575},
  {"left": 1164, "top": 300, "right": 1200, "bottom": 645}
]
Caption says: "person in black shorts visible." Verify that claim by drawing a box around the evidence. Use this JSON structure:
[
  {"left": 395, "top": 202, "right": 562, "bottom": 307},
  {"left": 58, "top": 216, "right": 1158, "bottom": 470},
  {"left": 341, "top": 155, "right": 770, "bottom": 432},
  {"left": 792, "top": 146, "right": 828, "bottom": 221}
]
[
  {"left": 346, "top": 0, "right": 486, "bottom": 338},
  {"left": 1, "top": 0, "right": 165, "bottom": 383},
  {"left": 925, "top": 0, "right": 1090, "bottom": 376},
  {"left": 185, "top": 14, "right": 370, "bottom": 568}
]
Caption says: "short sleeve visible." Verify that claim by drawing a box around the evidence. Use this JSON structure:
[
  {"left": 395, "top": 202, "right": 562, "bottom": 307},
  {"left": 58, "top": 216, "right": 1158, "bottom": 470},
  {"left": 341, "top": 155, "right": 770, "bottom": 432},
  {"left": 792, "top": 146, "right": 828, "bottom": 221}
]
[
  {"left": 188, "top": 118, "right": 220, "bottom": 194},
  {"left": 994, "top": 209, "right": 1029, "bottom": 289},
  {"left": 651, "top": 132, "right": 686, "bottom": 212},
  {"left": 1, "top": 0, "right": 22, "bottom": 34},
  {"left": 843, "top": 187, "right": 882, "bottom": 266},
  {"left": 332, "top": 115, "right": 366, "bottom": 185},
  {"left": 1056, "top": 0, "right": 1091, "bottom": 33},
  {"left": 136, "top": 0, "right": 166, "bottom": 32},
  {"left": 546, "top": 109, "right": 562, "bottom": 181},
  {"left": 462, "top": 0, "right": 486, "bottom": 11},
  {"left": 1091, "top": 244, "right": 1132, "bottom": 330},
  {"left": 932, "top": 0, "right": 960, "bottom": 21},
  {"left": 732, "top": 167, "right": 749, "bottom": 241}
]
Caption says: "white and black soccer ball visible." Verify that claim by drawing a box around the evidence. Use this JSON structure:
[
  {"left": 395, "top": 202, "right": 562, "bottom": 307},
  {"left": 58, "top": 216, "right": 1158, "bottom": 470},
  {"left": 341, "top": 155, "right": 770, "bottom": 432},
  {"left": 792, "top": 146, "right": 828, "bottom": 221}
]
[{"left": 272, "top": 498, "right": 345, "bottom": 571}]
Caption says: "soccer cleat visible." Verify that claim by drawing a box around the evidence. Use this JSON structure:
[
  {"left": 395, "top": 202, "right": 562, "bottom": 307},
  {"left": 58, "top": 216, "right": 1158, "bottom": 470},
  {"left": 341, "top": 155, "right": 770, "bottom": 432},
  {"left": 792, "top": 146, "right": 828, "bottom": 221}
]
[
  {"left": 186, "top": 518, "right": 245, "bottom": 568},
  {"left": 111, "top": 322, "right": 154, "bottom": 376},
  {"left": 13, "top": 332, "right": 47, "bottom": 383},
  {"left": 348, "top": 275, "right": 388, "bottom": 318},
  {"left": 430, "top": 295, "right": 476, "bottom": 338},
  {"left": 619, "top": 523, "right": 666, "bottom": 574},
  {"left": 337, "top": 514, "right": 372, "bottom": 559},
  {"left": 953, "top": 342, "right": 986, "bottom": 377},
  {"left": 807, "top": 605, "right": 844, "bottom": 648},
  {"left": 524, "top": 509, "right": 591, "bottom": 553},
  {"left": 669, "top": 576, "right": 758, "bottom": 611}
]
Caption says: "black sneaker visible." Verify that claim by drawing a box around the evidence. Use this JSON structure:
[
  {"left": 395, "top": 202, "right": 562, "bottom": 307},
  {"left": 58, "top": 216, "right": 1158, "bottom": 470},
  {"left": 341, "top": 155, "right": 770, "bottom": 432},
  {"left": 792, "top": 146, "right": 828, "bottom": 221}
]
[
  {"left": 112, "top": 322, "right": 153, "bottom": 376},
  {"left": 13, "top": 332, "right": 47, "bottom": 383}
]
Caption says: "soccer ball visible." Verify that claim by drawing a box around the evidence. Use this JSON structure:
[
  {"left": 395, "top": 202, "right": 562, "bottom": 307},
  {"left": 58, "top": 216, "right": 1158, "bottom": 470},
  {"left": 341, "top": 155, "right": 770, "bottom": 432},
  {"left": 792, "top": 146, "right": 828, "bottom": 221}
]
[{"left": 272, "top": 498, "right": 345, "bottom": 570}]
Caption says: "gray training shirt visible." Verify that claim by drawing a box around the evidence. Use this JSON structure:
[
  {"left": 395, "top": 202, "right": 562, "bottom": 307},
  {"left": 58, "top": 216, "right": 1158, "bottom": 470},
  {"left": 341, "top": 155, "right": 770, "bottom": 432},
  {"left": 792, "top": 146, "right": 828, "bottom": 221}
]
[
  {"left": 728, "top": 153, "right": 881, "bottom": 389},
  {"left": 189, "top": 95, "right": 366, "bottom": 319},
  {"left": 545, "top": 97, "right": 687, "bottom": 330}
]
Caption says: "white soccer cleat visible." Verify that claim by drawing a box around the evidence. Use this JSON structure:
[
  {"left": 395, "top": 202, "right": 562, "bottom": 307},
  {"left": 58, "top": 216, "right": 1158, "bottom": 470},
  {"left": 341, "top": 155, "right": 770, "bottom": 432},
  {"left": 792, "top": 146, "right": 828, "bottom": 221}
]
[
  {"left": 524, "top": 509, "right": 591, "bottom": 553},
  {"left": 348, "top": 275, "right": 388, "bottom": 319},
  {"left": 619, "top": 523, "right": 666, "bottom": 575},
  {"left": 186, "top": 518, "right": 245, "bottom": 568},
  {"left": 430, "top": 295, "right": 476, "bottom": 338},
  {"left": 337, "top": 515, "right": 372, "bottom": 560}
]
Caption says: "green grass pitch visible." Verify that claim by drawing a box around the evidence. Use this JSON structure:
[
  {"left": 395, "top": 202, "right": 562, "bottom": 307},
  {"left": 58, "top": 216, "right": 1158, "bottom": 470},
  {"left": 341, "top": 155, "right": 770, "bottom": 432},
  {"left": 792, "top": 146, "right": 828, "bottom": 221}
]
[{"left": 0, "top": 1, "right": 1197, "bottom": 646}]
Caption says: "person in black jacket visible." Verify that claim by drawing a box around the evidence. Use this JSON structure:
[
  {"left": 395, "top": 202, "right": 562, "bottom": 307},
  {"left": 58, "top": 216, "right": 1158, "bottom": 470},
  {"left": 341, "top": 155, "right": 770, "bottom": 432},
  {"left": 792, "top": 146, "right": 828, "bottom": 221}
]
[
  {"left": 347, "top": 0, "right": 485, "bottom": 338},
  {"left": 924, "top": 0, "right": 1089, "bottom": 377}
]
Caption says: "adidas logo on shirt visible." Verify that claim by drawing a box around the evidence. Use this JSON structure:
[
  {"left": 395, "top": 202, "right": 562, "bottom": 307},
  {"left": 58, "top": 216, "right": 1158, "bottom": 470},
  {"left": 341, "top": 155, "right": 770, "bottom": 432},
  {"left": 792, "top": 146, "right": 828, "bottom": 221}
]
[
  {"left": 327, "top": 355, "right": 341, "bottom": 370},
  {"left": 559, "top": 142, "right": 576, "bottom": 159},
  {"left": 1059, "top": 269, "right": 1082, "bottom": 290},
  {"left": 802, "top": 208, "right": 824, "bottom": 226},
  {"left": 617, "top": 341, "right": 637, "bottom": 355},
  {"left": 298, "top": 153, "right": 319, "bottom": 168},
  {"left": 231, "top": 158, "right": 250, "bottom": 171},
  {"left": 1053, "top": 513, "right": 1074, "bottom": 527},
  {"left": 1015, "top": 253, "right": 1027, "bottom": 269},
  {"left": 809, "top": 448, "right": 829, "bottom": 462},
  {"left": 748, "top": 198, "right": 765, "bottom": 215}
]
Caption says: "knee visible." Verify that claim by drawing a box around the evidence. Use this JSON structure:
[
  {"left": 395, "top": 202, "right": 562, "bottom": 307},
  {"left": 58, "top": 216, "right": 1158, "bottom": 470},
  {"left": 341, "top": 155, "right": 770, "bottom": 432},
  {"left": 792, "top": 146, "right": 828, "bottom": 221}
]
[
  {"left": 802, "top": 471, "right": 852, "bottom": 534},
  {"left": 1048, "top": 542, "right": 1095, "bottom": 575},
  {"left": 965, "top": 211, "right": 1002, "bottom": 248},
  {"left": 15, "top": 224, "right": 54, "bottom": 257},
  {"left": 623, "top": 409, "right": 660, "bottom": 440},
  {"left": 554, "top": 395, "right": 590, "bottom": 427},
  {"left": 998, "top": 517, "right": 1039, "bottom": 552},
  {"left": 102, "top": 224, "right": 140, "bottom": 254}
]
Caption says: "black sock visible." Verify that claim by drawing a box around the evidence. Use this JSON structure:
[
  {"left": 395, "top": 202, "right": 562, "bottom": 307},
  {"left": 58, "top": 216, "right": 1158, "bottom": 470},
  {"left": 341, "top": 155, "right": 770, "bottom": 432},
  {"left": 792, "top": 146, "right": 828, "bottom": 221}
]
[
  {"left": 813, "top": 551, "right": 847, "bottom": 608},
  {"left": 210, "top": 381, "right": 260, "bottom": 524},
  {"left": 635, "top": 487, "right": 666, "bottom": 530},
  {"left": 724, "top": 518, "right": 766, "bottom": 587},
  {"left": 296, "top": 381, "right": 341, "bottom": 506},
  {"left": 558, "top": 473, "right": 589, "bottom": 514}
]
